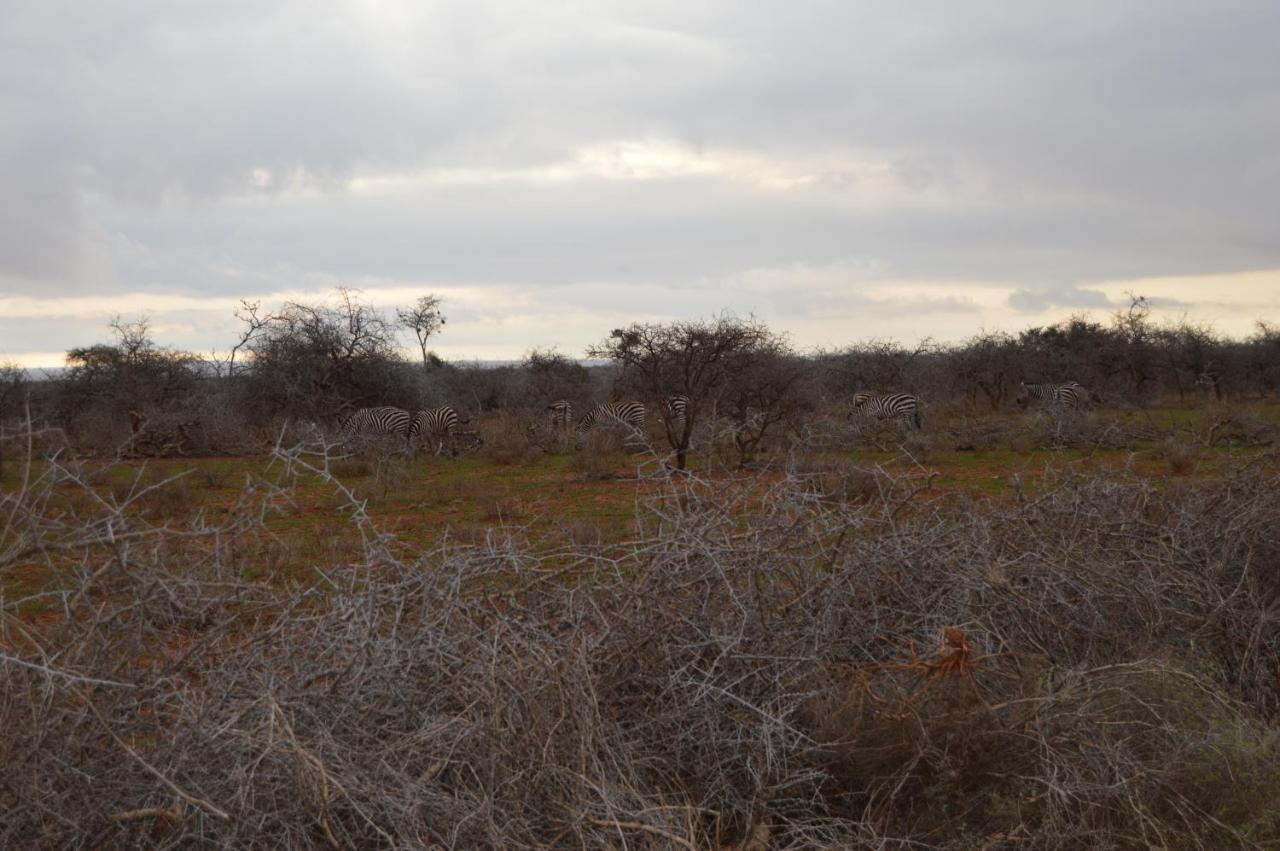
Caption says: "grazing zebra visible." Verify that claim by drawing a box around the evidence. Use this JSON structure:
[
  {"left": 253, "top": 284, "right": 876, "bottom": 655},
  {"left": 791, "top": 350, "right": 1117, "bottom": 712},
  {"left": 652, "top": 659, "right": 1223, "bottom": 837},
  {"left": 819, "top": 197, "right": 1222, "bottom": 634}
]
[
  {"left": 340, "top": 406, "right": 413, "bottom": 451},
  {"left": 661, "top": 394, "right": 690, "bottom": 427},
  {"left": 1016, "top": 381, "right": 1085, "bottom": 411},
  {"left": 411, "top": 406, "right": 471, "bottom": 455},
  {"left": 1196, "top": 366, "right": 1223, "bottom": 401},
  {"left": 546, "top": 400, "right": 574, "bottom": 431},
  {"left": 849, "top": 392, "right": 922, "bottom": 430},
  {"left": 575, "top": 401, "right": 646, "bottom": 449}
]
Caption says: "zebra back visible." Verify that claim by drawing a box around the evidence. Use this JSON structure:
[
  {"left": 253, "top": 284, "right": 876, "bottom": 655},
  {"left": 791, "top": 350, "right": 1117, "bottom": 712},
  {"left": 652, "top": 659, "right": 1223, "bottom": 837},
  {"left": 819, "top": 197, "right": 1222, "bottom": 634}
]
[
  {"left": 575, "top": 401, "right": 646, "bottom": 442},
  {"left": 1018, "top": 382, "right": 1083, "bottom": 410},
  {"left": 546, "top": 400, "right": 573, "bottom": 429},
  {"left": 850, "top": 392, "right": 921, "bottom": 428},
  {"left": 340, "top": 406, "right": 412, "bottom": 440},
  {"left": 411, "top": 406, "right": 463, "bottom": 438},
  {"left": 661, "top": 394, "right": 690, "bottom": 424}
]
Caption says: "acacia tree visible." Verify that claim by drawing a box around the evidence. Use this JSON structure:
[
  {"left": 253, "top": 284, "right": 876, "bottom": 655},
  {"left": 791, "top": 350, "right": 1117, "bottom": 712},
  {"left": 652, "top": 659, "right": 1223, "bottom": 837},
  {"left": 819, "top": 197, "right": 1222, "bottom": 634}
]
[
  {"left": 951, "top": 332, "right": 1019, "bottom": 411},
  {"left": 240, "top": 288, "right": 409, "bottom": 421},
  {"left": 1247, "top": 322, "right": 1280, "bottom": 397},
  {"left": 397, "top": 295, "right": 447, "bottom": 373},
  {"left": 522, "top": 348, "right": 590, "bottom": 407},
  {"left": 0, "top": 361, "right": 28, "bottom": 423},
  {"left": 1109, "top": 294, "right": 1160, "bottom": 399},
  {"left": 61, "top": 316, "right": 200, "bottom": 416},
  {"left": 719, "top": 342, "right": 814, "bottom": 467},
  {"left": 588, "top": 316, "right": 778, "bottom": 470}
]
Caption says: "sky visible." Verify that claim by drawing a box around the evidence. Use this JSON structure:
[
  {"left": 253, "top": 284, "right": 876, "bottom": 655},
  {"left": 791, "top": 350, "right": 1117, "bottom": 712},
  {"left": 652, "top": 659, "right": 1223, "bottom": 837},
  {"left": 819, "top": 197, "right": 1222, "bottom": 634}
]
[{"left": 3, "top": 0, "right": 1279, "bottom": 368}]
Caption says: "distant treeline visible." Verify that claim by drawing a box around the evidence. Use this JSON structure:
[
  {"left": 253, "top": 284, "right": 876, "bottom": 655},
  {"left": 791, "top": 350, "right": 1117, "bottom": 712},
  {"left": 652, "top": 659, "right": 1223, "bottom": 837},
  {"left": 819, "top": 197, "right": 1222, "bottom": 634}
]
[{"left": 1, "top": 290, "right": 1277, "bottom": 456}]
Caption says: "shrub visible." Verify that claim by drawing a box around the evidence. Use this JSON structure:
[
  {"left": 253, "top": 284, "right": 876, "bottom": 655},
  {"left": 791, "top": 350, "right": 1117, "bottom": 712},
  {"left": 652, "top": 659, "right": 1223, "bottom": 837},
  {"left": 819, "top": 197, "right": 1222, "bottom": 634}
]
[
  {"left": 5, "top": 439, "right": 1280, "bottom": 848},
  {"left": 570, "top": 427, "right": 629, "bottom": 481},
  {"left": 478, "top": 413, "right": 544, "bottom": 465},
  {"left": 1155, "top": 436, "right": 1200, "bottom": 475}
]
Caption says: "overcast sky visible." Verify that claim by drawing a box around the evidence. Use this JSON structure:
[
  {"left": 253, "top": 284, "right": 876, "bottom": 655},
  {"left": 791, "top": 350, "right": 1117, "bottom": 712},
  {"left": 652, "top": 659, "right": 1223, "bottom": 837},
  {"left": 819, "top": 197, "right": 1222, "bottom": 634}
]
[{"left": 3, "top": 0, "right": 1279, "bottom": 366}]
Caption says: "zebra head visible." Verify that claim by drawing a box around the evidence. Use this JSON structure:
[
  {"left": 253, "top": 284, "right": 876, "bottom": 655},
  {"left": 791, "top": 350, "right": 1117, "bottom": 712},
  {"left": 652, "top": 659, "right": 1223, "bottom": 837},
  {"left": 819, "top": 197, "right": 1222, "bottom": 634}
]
[
  {"left": 1014, "top": 381, "right": 1031, "bottom": 408},
  {"left": 847, "top": 391, "right": 872, "bottom": 418}
]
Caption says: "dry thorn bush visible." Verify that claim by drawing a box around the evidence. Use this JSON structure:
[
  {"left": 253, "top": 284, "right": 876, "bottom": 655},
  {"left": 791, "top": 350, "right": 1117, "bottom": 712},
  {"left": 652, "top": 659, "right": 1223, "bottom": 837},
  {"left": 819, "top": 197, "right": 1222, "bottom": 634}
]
[
  {"left": 478, "top": 412, "right": 545, "bottom": 465},
  {"left": 3, "top": 437, "right": 1280, "bottom": 848}
]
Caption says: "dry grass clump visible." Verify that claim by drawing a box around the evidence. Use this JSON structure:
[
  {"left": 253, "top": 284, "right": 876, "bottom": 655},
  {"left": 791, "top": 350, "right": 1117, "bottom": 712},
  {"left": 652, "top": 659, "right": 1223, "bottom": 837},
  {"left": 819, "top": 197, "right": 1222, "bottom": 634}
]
[
  {"left": 4, "top": 444, "right": 1280, "bottom": 848},
  {"left": 327, "top": 455, "right": 373, "bottom": 479},
  {"left": 790, "top": 456, "right": 883, "bottom": 504},
  {"left": 1195, "top": 404, "right": 1277, "bottom": 447},
  {"left": 1155, "top": 436, "right": 1202, "bottom": 475},
  {"left": 938, "top": 413, "right": 1022, "bottom": 452},
  {"left": 478, "top": 495, "right": 528, "bottom": 523},
  {"left": 478, "top": 413, "right": 545, "bottom": 465},
  {"left": 570, "top": 427, "right": 631, "bottom": 481}
]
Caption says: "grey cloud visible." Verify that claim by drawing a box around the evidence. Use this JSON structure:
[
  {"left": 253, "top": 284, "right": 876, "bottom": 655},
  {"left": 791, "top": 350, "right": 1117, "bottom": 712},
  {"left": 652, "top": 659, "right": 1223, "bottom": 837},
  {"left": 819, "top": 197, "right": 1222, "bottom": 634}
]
[
  {"left": 1, "top": 0, "right": 1278, "bottom": 355},
  {"left": 1007, "top": 286, "right": 1115, "bottom": 314}
]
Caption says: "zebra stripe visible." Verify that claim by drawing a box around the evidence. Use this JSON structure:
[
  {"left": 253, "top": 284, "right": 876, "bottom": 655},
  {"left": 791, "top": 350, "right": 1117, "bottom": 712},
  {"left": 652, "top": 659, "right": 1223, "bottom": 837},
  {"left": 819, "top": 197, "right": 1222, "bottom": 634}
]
[
  {"left": 546, "top": 400, "right": 574, "bottom": 430},
  {"left": 340, "top": 406, "right": 413, "bottom": 447},
  {"left": 411, "top": 406, "right": 469, "bottom": 455},
  {"left": 575, "top": 401, "right": 646, "bottom": 448},
  {"left": 850, "top": 392, "right": 922, "bottom": 430},
  {"left": 1017, "top": 382, "right": 1084, "bottom": 410},
  {"left": 661, "top": 394, "right": 690, "bottom": 425}
]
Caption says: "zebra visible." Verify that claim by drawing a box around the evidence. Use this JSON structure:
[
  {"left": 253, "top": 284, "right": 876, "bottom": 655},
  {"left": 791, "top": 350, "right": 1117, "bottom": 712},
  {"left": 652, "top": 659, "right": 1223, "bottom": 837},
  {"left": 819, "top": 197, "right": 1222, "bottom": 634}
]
[
  {"left": 411, "top": 406, "right": 471, "bottom": 456},
  {"left": 1016, "top": 381, "right": 1085, "bottom": 411},
  {"left": 1196, "top": 365, "right": 1223, "bottom": 401},
  {"left": 660, "top": 394, "right": 690, "bottom": 427},
  {"left": 848, "top": 392, "right": 922, "bottom": 430},
  {"left": 574, "top": 401, "right": 646, "bottom": 449},
  {"left": 546, "top": 400, "right": 574, "bottom": 431},
  {"left": 339, "top": 406, "right": 414, "bottom": 452}
]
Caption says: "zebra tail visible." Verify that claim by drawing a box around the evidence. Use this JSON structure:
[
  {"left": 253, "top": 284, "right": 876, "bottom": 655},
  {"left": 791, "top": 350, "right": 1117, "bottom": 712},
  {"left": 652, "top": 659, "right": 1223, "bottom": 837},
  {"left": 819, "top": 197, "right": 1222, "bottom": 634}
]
[{"left": 913, "top": 408, "right": 923, "bottom": 430}]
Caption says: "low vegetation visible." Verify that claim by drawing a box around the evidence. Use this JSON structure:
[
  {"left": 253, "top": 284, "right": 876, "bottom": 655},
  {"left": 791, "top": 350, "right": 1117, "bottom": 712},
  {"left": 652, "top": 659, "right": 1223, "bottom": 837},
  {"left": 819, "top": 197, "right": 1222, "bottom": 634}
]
[
  {"left": 2, "top": 297, "right": 1280, "bottom": 847},
  {"left": 3, "top": 419, "right": 1280, "bottom": 847}
]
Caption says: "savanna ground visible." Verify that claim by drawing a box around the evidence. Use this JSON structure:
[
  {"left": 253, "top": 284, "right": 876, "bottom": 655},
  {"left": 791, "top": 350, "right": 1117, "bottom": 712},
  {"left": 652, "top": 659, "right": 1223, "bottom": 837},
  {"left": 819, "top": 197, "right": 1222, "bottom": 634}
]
[{"left": 3, "top": 399, "right": 1280, "bottom": 848}]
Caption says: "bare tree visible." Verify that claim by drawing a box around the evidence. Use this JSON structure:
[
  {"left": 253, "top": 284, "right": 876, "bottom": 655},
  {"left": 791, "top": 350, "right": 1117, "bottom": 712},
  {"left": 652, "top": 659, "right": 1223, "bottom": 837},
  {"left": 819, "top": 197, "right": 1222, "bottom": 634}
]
[
  {"left": 719, "top": 343, "right": 814, "bottom": 467},
  {"left": 240, "top": 288, "right": 409, "bottom": 421},
  {"left": 396, "top": 295, "right": 447, "bottom": 373},
  {"left": 952, "top": 331, "right": 1019, "bottom": 410},
  {"left": 1111, "top": 293, "right": 1159, "bottom": 398},
  {"left": 588, "top": 315, "right": 777, "bottom": 470},
  {"left": 212, "top": 300, "right": 274, "bottom": 379},
  {"left": 0, "top": 360, "right": 27, "bottom": 423}
]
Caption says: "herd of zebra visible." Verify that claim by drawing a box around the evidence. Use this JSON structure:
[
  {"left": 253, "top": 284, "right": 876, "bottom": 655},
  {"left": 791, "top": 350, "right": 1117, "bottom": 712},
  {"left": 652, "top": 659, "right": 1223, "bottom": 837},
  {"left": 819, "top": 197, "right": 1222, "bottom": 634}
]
[
  {"left": 339, "top": 381, "right": 1091, "bottom": 453},
  {"left": 339, "top": 406, "right": 482, "bottom": 456},
  {"left": 848, "top": 381, "right": 1093, "bottom": 429}
]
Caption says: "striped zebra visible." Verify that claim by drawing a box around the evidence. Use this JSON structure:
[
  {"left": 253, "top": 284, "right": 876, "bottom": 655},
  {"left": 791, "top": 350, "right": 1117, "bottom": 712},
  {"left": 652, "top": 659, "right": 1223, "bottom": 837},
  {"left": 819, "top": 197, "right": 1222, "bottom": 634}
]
[
  {"left": 849, "top": 392, "right": 922, "bottom": 430},
  {"left": 546, "top": 400, "right": 574, "bottom": 431},
  {"left": 411, "top": 406, "right": 471, "bottom": 455},
  {"left": 1196, "top": 366, "right": 1222, "bottom": 401},
  {"left": 661, "top": 394, "right": 690, "bottom": 427},
  {"left": 575, "top": 401, "right": 646, "bottom": 449},
  {"left": 339, "top": 406, "right": 414, "bottom": 451},
  {"left": 1016, "top": 381, "right": 1085, "bottom": 411}
]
